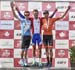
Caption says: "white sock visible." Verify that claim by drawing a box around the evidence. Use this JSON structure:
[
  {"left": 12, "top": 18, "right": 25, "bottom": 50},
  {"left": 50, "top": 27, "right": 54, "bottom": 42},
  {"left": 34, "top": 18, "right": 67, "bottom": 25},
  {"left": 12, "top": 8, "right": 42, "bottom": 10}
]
[
  {"left": 24, "top": 58, "right": 27, "bottom": 63},
  {"left": 21, "top": 58, "right": 24, "bottom": 62},
  {"left": 39, "top": 58, "right": 41, "bottom": 63},
  {"left": 33, "top": 57, "right": 36, "bottom": 62}
]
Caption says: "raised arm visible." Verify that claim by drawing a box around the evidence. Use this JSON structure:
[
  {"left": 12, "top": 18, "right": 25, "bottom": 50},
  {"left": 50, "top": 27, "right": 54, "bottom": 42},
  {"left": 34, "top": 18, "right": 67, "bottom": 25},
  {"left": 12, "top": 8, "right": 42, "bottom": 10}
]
[
  {"left": 11, "top": 2, "right": 25, "bottom": 21},
  {"left": 14, "top": 4, "right": 25, "bottom": 19},
  {"left": 59, "top": 6, "right": 70, "bottom": 19},
  {"left": 49, "top": 8, "right": 57, "bottom": 18},
  {"left": 11, "top": 2, "right": 20, "bottom": 20},
  {"left": 17, "top": 9, "right": 25, "bottom": 19}
]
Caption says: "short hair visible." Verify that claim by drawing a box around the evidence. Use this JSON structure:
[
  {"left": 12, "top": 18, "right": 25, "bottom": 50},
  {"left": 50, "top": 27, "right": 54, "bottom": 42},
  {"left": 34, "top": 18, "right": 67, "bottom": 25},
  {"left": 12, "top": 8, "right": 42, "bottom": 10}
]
[
  {"left": 33, "top": 9, "right": 38, "bottom": 13},
  {"left": 43, "top": 10, "right": 49, "bottom": 14},
  {"left": 24, "top": 11, "right": 30, "bottom": 15}
]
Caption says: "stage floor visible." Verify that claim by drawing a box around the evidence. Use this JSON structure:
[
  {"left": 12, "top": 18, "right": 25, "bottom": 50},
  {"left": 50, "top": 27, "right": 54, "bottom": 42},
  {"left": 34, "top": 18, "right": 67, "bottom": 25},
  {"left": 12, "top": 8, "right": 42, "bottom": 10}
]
[{"left": 0, "top": 67, "right": 75, "bottom": 70}]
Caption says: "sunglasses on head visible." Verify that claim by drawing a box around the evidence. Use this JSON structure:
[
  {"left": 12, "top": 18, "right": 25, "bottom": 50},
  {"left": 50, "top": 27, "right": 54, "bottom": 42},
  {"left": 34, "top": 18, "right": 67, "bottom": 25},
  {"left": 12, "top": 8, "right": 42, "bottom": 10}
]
[
  {"left": 25, "top": 13, "right": 30, "bottom": 16},
  {"left": 25, "top": 14, "right": 29, "bottom": 16}
]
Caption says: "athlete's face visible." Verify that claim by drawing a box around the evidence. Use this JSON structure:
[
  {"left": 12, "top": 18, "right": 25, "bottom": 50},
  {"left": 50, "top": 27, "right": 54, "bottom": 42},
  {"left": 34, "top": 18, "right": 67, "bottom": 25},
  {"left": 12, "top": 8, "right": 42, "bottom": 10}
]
[
  {"left": 24, "top": 12, "right": 30, "bottom": 19},
  {"left": 33, "top": 11, "right": 38, "bottom": 19},
  {"left": 44, "top": 13, "right": 49, "bottom": 18}
]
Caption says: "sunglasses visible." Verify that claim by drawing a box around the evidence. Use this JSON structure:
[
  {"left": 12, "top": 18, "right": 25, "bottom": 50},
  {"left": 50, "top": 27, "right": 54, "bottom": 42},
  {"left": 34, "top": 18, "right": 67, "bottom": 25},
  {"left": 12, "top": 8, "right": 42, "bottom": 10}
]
[
  {"left": 24, "top": 13, "right": 30, "bottom": 16},
  {"left": 25, "top": 14, "right": 29, "bottom": 16}
]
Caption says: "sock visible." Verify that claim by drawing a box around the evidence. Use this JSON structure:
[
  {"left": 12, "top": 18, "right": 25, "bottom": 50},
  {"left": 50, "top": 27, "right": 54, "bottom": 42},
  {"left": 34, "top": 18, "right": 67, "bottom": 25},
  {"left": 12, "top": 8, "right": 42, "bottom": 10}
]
[
  {"left": 23, "top": 58, "right": 28, "bottom": 66},
  {"left": 24, "top": 58, "right": 27, "bottom": 63},
  {"left": 33, "top": 57, "right": 36, "bottom": 62},
  {"left": 20, "top": 58, "right": 24, "bottom": 64},
  {"left": 39, "top": 58, "right": 41, "bottom": 63},
  {"left": 21, "top": 58, "right": 24, "bottom": 62}
]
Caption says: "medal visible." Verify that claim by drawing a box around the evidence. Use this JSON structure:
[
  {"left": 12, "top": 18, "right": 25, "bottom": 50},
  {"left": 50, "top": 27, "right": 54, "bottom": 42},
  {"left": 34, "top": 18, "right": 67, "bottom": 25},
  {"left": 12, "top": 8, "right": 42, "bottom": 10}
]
[
  {"left": 45, "top": 18, "right": 49, "bottom": 30},
  {"left": 47, "top": 18, "right": 49, "bottom": 29}
]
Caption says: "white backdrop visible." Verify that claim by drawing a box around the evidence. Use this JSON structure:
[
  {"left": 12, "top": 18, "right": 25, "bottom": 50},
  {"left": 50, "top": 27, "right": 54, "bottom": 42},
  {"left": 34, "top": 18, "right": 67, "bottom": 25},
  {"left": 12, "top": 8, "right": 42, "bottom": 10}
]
[{"left": 0, "top": 1, "right": 75, "bottom": 68}]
